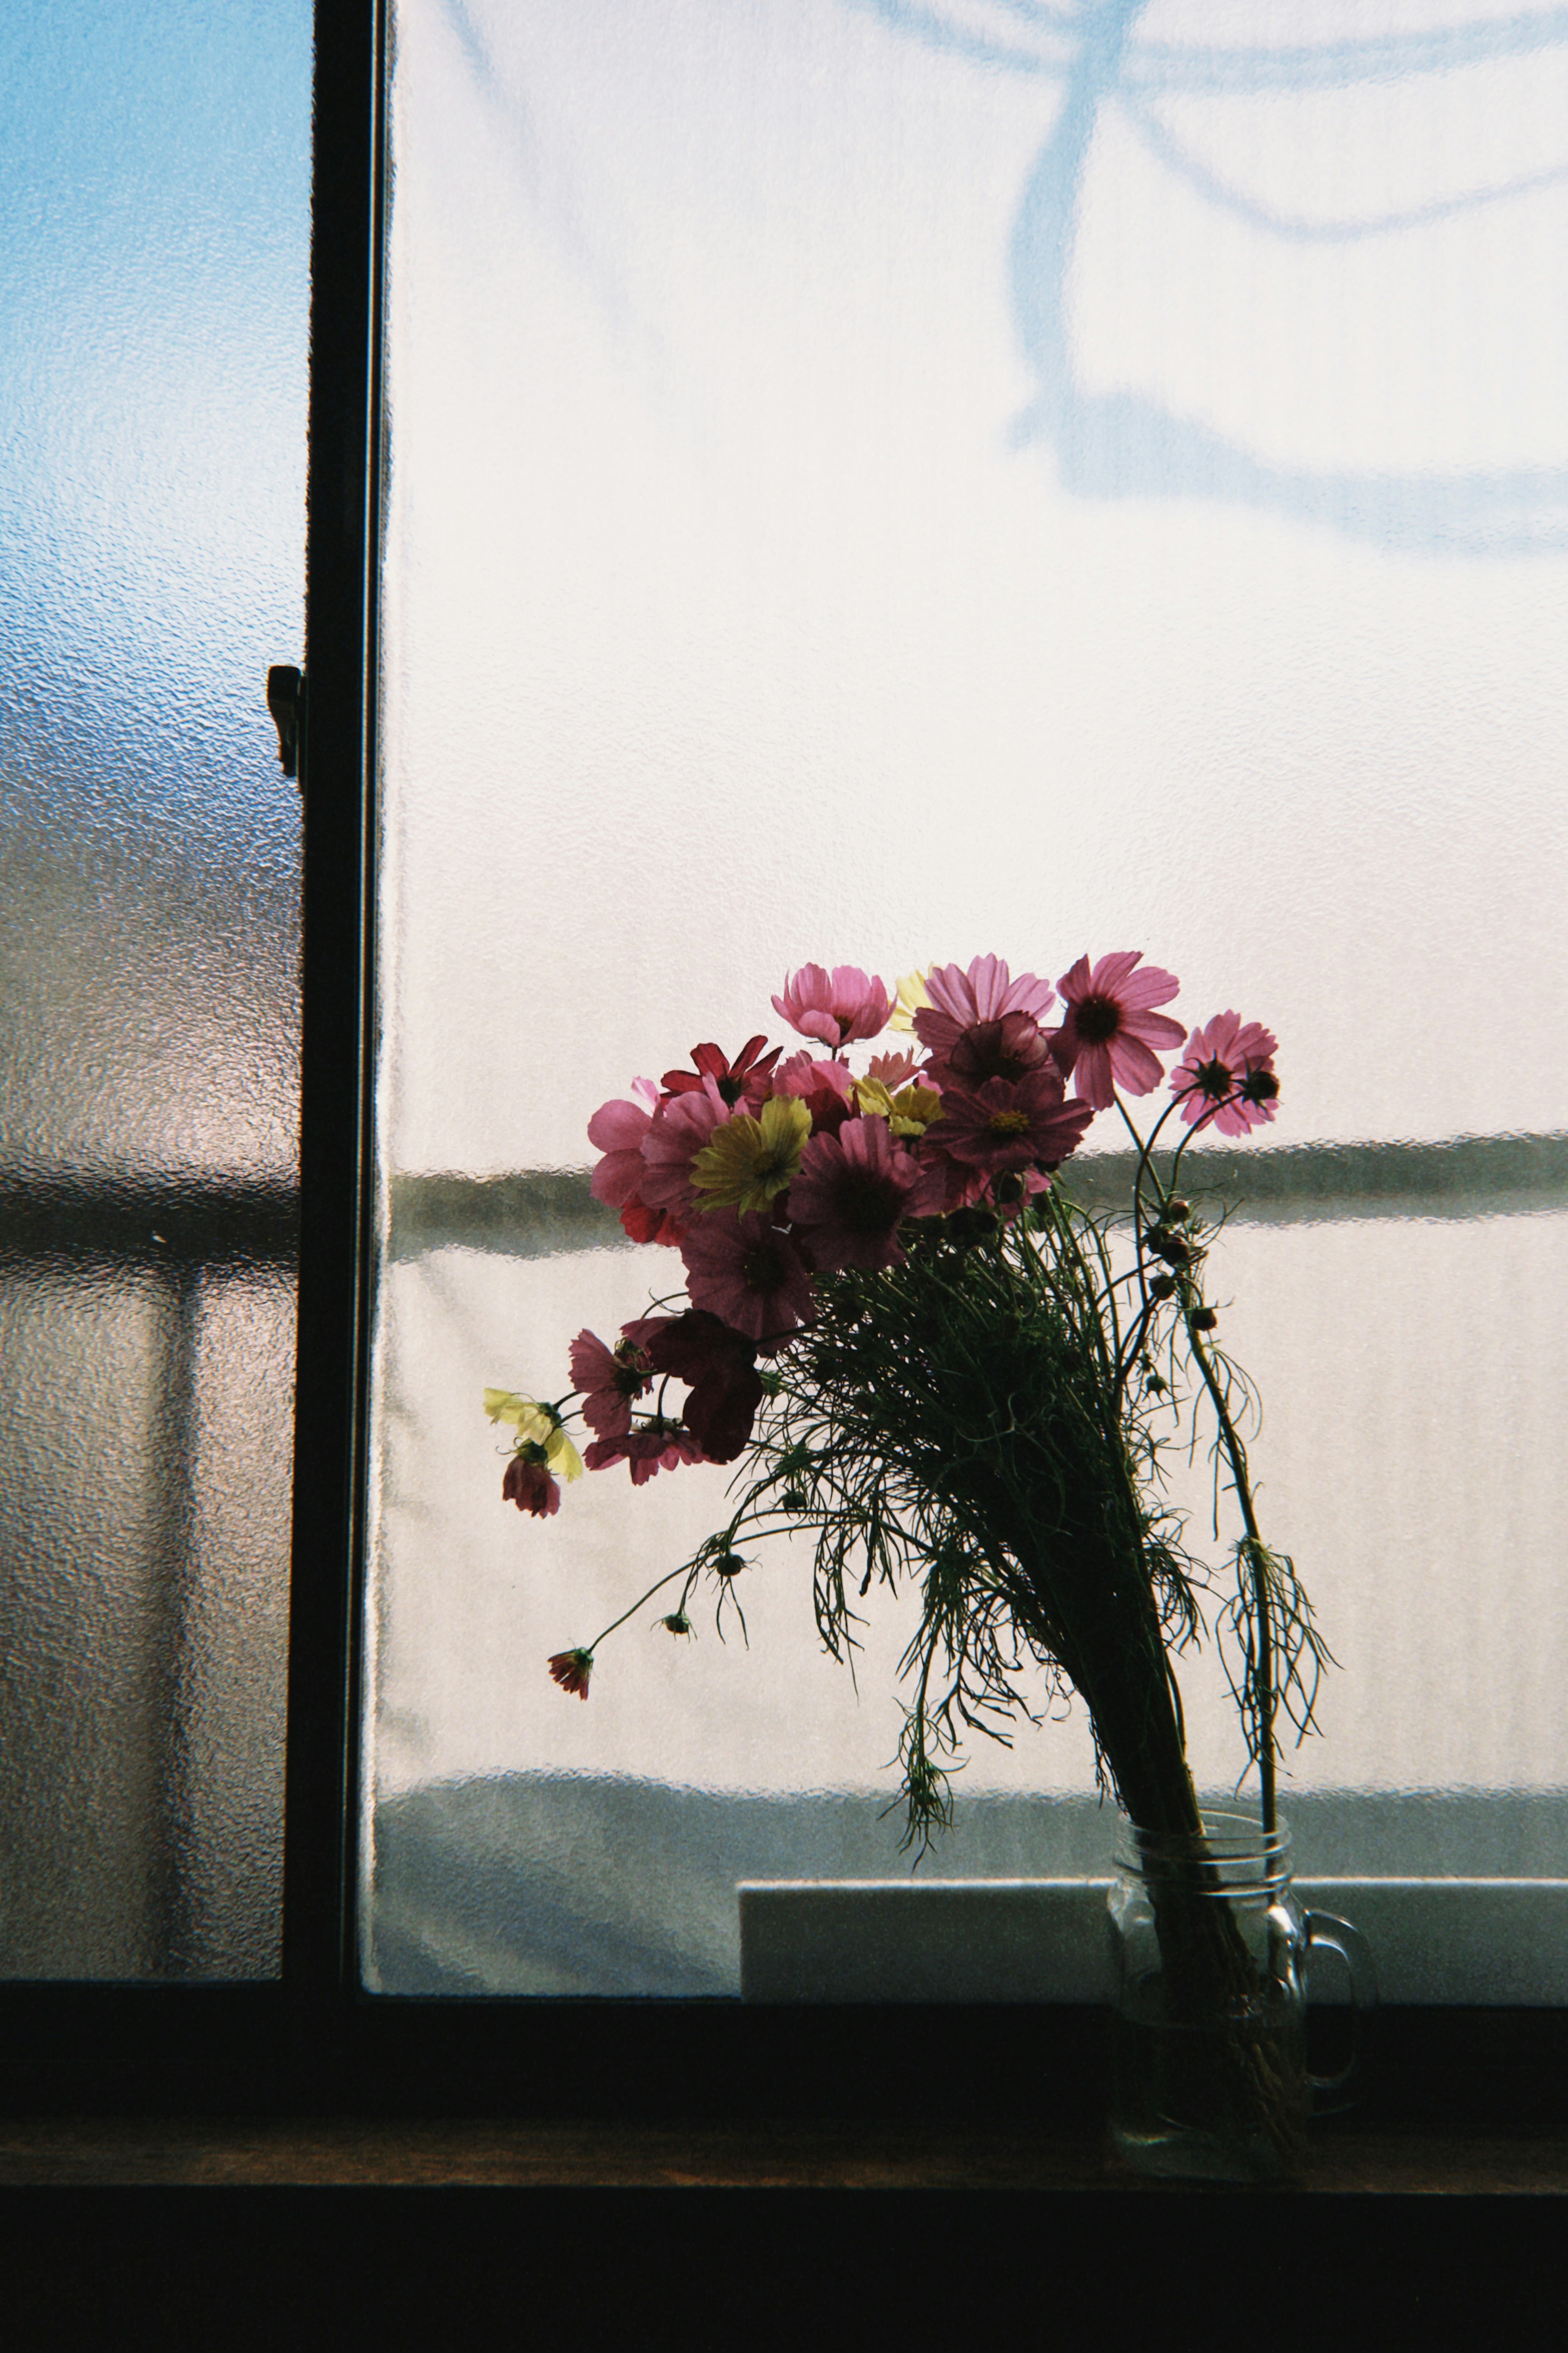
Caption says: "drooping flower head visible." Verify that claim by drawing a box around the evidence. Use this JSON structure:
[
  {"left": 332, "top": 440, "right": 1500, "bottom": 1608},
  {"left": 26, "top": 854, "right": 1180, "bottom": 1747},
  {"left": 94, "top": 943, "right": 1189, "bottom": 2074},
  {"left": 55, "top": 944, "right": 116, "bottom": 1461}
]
[
  {"left": 503, "top": 1452, "right": 560, "bottom": 1517},
  {"left": 583, "top": 1419, "right": 706, "bottom": 1484},
  {"left": 689, "top": 1094, "right": 812, "bottom": 1215},
  {"left": 485, "top": 1391, "right": 585, "bottom": 1484},
  {"left": 624, "top": 1308, "right": 764, "bottom": 1462},
  {"left": 929, "top": 1068, "right": 1094, "bottom": 1178},
  {"left": 1050, "top": 952, "right": 1184, "bottom": 1109},
  {"left": 679, "top": 1209, "right": 815, "bottom": 1341},
  {"left": 568, "top": 1329, "right": 653, "bottom": 1440},
  {"left": 1169, "top": 1012, "right": 1281, "bottom": 1137},
  {"left": 772, "top": 965, "right": 893, "bottom": 1049},
  {"left": 912, "top": 957, "right": 1056, "bottom": 1073},
  {"left": 548, "top": 1648, "right": 593, "bottom": 1699},
  {"left": 943, "top": 1012, "right": 1052, "bottom": 1088},
  {"left": 660, "top": 1036, "right": 781, "bottom": 1112},
  {"left": 788, "top": 1114, "right": 938, "bottom": 1273}
]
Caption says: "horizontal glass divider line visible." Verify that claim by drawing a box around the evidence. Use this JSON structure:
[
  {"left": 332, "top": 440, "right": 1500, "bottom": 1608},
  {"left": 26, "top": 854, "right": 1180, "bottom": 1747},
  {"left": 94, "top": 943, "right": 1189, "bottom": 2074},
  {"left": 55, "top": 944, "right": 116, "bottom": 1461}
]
[
  {"left": 736, "top": 1878, "right": 1568, "bottom": 2006},
  {"left": 0, "top": 1172, "right": 298, "bottom": 1270},
  {"left": 386, "top": 1132, "right": 1568, "bottom": 1260}
]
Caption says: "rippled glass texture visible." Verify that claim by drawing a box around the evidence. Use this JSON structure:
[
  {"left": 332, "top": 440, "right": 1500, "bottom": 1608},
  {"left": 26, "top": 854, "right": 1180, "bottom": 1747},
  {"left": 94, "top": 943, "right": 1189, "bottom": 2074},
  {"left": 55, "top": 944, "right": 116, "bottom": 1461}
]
[
  {"left": 0, "top": 2, "right": 308, "bottom": 1978},
  {"left": 370, "top": 0, "right": 1568, "bottom": 1995}
]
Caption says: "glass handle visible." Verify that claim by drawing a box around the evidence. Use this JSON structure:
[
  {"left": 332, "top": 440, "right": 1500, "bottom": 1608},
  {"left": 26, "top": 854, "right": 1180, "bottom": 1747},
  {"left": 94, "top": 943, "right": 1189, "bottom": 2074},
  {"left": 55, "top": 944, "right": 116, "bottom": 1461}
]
[{"left": 1303, "top": 1909, "right": 1379, "bottom": 2114}]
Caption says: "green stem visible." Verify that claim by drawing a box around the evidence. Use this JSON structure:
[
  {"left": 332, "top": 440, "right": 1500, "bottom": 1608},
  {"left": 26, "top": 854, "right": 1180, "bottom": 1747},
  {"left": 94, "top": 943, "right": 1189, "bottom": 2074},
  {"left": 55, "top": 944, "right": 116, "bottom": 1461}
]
[{"left": 1184, "top": 1315, "right": 1277, "bottom": 1837}]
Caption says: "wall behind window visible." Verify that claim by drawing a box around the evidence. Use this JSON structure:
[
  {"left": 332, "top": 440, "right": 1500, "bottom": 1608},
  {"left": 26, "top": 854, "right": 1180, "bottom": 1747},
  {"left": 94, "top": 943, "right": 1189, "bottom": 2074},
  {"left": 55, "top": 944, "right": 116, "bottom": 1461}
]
[{"left": 0, "top": 0, "right": 310, "bottom": 1978}]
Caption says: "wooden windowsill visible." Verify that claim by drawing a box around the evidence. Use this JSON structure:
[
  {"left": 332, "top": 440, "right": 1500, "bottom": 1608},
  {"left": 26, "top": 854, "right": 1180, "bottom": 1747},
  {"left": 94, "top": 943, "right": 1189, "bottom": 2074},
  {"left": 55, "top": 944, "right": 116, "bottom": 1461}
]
[{"left": 2, "top": 2115, "right": 1567, "bottom": 2192}]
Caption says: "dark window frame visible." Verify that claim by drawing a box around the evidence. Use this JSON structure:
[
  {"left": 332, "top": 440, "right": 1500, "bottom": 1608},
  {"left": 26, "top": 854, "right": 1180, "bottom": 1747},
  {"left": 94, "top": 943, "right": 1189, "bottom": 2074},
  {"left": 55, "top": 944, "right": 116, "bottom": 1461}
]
[{"left": 1, "top": 0, "right": 1566, "bottom": 2136}]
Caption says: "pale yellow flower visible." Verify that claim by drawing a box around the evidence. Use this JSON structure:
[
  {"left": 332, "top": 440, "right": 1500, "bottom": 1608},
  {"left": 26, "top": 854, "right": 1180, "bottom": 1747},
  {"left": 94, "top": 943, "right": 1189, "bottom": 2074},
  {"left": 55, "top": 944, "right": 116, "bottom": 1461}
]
[
  {"left": 483, "top": 1390, "right": 584, "bottom": 1481},
  {"left": 853, "top": 1077, "right": 944, "bottom": 1138},
  {"left": 887, "top": 970, "right": 932, "bottom": 1035},
  {"left": 690, "top": 1094, "right": 812, "bottom": 1214}
]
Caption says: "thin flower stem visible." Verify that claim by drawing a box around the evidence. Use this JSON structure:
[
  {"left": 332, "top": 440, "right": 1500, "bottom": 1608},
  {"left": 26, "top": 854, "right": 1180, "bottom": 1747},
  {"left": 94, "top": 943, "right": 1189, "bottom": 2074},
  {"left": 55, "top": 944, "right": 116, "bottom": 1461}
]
[
  {"left": 585, "top": 1562, "right": 693, "bottom": 1653},
  {"left": 1184, "top": 1311, "right": 1277, "bottom": 1836}
]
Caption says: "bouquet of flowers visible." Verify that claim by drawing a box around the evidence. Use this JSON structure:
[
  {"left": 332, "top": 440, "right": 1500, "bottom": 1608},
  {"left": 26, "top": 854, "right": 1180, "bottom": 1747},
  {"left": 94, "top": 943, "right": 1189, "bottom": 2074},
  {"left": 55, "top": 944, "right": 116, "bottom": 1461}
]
[{"left": 487, "top": 950, "right": 1329, "bottom": 2146}]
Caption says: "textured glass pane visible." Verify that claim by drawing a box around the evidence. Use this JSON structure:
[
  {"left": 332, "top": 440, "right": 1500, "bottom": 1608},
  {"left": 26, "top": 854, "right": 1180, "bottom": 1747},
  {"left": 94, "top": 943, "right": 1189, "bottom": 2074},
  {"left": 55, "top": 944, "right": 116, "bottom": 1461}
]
[
  {"left": 369, "top": 0, "right": 1568, "bottom": 1994},
  {"left": 0, "top": 0, "right": 309, "bottom": 1978}
]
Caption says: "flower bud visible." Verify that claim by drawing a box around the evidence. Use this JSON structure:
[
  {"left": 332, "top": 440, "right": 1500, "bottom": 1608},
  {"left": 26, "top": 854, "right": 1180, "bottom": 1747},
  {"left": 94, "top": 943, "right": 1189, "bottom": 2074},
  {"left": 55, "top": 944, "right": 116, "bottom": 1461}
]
[
  {"left": 1166, "top": 1198, "right": 1191, "bottom": 1222},
  {"left": 1189, "top": 1306, "right": 1218, "bottom": 1331},
  {"left": 1150, "top": 1273, "right": 1177, "bottom": 1301}
]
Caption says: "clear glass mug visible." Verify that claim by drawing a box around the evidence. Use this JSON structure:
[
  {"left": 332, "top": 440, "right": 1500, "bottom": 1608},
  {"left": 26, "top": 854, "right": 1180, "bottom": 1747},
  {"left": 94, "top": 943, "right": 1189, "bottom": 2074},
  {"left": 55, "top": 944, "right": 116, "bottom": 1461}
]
[{"left": 1106, "top": 1809, "right": 1377, "bottom": 2183}]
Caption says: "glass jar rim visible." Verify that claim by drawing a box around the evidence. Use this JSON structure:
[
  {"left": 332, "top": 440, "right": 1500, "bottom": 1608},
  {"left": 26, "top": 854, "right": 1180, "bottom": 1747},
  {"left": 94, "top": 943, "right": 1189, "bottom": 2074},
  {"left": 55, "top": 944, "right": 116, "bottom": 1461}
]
[{"left": 1114, "top": 1806, "right": 1292, "bottom": 1879}]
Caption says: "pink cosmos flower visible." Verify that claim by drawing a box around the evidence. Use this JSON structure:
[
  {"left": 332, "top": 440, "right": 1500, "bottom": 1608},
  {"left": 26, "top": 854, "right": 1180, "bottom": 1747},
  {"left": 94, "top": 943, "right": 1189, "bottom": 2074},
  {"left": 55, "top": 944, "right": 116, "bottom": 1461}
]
[
  {"left": 637, "top": 1078, "right": 728, "bottom": 1222},
  {"left": 787, "top": 1115, "right": 936, "bottom": 1273},
  {"left": 583, "top": 1419, "right": 706, "bottom": 1485},
  {"left": 772, "top": 965, "right": 893, "bottom": 1049},
  {"left": 1050, "top": 952, "right": 1185, "bottom": 1109},
  {"left": 1169, "top": 1012, "right": 1281, "bottom": 1138},
  {"left": 568, "top": 1328, "right": 652, "bottom": 1440},
  {"left": 913, "top": 957, "right": 1056, "bottom": 1070},
  {"left": 661, "top": 1036, "right": 781, "bottom": 1112},
  {"left": 503, "top": 1454, "right": 560, "bottom": 1517},
  {"left": 931, "top": 1069, "right": 1095, "bottom": 1177},
  {"left": 679, "top": 1209, "right": 816, "bottom": 1342},
  {"left": 587, "top": 1088, "right": 685, "bottom": 1246}
]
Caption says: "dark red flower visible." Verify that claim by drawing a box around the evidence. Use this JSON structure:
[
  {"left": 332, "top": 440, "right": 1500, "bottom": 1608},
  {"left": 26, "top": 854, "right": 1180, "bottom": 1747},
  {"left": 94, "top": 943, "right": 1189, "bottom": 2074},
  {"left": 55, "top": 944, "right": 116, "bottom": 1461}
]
[
  {"left": 942, "top": 1011, "right": 1052, "bottom": 1087},
  {"left": 583, "top": 1419, "right": 706, "bottom": 1485},
  {"left": 679, "top": 1209, "right": 816, "bottom": 1343},
  {"left": 931, "top": 1068, "right": 1094, "bottom": 1176},
  {"left": 503, "top": 1453, "right": 561, "bottom": 1517},
  {"left": 569, "top": 1328, "right": 652, "bottom": 1439},
  {"left": 624, "top": 1309, "right": 765, "bottom": 1463},
  {"left": 661, "top": 1036, "right": 782, "bottom": 1111},
  {"left": 548, "top": 1648, "right": 593, "bottom": 1699}
]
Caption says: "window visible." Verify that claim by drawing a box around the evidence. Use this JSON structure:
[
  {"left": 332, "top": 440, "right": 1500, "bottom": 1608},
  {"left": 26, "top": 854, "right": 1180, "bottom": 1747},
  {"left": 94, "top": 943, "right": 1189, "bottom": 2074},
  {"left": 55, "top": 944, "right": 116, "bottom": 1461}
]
[
  {"left": 4, "top": 0, "right": 1567, "bottom": 2121},
  {"left": 364, "top": 0, "right": 1568, "bottom": 2010}
]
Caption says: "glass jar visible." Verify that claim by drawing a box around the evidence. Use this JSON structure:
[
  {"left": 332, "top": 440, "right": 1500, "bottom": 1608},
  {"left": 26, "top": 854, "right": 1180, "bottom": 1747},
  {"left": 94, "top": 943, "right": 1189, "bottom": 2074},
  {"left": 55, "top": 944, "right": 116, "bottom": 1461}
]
[{"left": 1106, "top": 1809, "right": 1376, "bottom": 2183}]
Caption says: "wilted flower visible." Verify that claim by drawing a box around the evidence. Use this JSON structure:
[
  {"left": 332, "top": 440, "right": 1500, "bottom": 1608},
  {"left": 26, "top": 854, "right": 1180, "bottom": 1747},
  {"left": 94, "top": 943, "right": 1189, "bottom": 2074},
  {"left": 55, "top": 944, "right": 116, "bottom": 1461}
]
[
  {"left": 624, "top": 1309, "right": 764, "bottom": 1463},
  {"left": 1050, "top": 952, "right": 1185, "bottom": 1110},
  {"left": 548, "top": 1648, "right": 593, "bottom": 1699},
  {"left": 584, "top": 1419, "right": 706, "bottom": 1484},
  {"left": 772, "top": 964, "right": 893, "bottom": 1049},
  {"left": 503, "top": 1452, "right": 560, "bottom": 1517}
]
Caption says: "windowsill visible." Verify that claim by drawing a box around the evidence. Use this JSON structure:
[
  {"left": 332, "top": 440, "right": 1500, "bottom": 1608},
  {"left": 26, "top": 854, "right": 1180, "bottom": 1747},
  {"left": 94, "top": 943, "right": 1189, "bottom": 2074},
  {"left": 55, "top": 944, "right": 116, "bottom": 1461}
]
[{"left": 2, "top": 2114, "right": 1568, "bottom": 2192}]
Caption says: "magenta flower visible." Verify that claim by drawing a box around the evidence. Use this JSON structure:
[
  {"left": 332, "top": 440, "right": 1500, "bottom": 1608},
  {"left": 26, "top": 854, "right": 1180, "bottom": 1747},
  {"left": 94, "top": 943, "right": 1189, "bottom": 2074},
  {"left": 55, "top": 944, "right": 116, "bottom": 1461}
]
[
  {"left": 503, "top": 1454, "right": 561, "bottom": 1517},
  {"left": 588, "top": 1091, "right": 684, "bottom": 1247},
  {"left": 1169, "top": 1013, "right": 1281, "bottom": 1137},
  {"left": 661, "top": 1036, "right": 781, "bottom": 1111},
  {"left": 637, "top": 1078, "right": 728, "bottom": 1223},
  {"left": 1050, "top": 952, "right": 1185, "bottom": 1109},
  {"left": 679, "top": 1209, "right": 816, "bottom": 1342},
  {"left": 931, "top": 1069, "right": 1094, "bottom": 1177},
  {"left": 772, "top": 965, "right": 893, "bottom": 1049},
  {"left": 913, "top": 957, "right": 1056, "bottom": 1070},
  {"left": 787, "top": 1115, "right": 934, "bottom": 1272},
  {"left": 584, "top": 1419, "right": 706, "bottom": 1485},
  {"left": 568, "top": 1328, "right": 653, "bottom": 1440}
]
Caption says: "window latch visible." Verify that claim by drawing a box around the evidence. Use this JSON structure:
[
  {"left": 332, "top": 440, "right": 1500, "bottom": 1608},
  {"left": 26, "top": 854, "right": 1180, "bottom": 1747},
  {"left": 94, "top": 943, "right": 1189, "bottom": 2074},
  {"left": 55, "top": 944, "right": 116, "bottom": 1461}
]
[{"left": 266, "top": 664, "right": 305, "bottom": 783}]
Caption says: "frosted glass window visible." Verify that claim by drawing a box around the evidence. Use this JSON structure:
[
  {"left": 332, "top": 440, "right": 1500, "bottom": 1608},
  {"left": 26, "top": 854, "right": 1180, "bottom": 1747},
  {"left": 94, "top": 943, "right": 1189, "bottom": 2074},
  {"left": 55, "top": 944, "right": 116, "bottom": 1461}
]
[
  {"left": 0, "top": 0, "right": 309, "bottom": 1977},
  {"left": 368, "top": 0, "right": 1568, "bottom": 1996}
]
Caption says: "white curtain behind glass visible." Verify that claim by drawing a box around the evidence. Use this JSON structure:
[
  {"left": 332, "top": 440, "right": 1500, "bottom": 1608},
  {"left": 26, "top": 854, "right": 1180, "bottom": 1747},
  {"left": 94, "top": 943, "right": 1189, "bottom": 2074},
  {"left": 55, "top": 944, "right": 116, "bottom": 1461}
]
[{"left": 370, "top": 0, "right": 1568, "bottom": 1992}]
